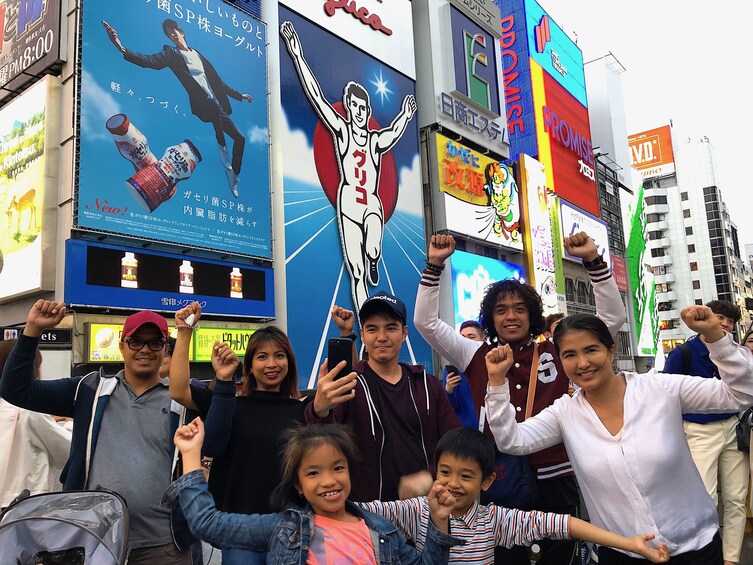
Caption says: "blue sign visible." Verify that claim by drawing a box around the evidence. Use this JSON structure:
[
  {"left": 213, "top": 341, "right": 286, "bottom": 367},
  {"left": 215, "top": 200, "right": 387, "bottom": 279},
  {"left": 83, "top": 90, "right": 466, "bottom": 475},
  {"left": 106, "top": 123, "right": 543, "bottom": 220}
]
[
  {"left": 77, "top": 0, "right": 271, "bottom": 258},
  {"left": 65, "top": 239, "right": 275, "bottom": 318},
  {"left": 279, "top": 6, "right": 431, "bottom": 386},
  {"left": 449, "top": 249, "right": 525, "bottom": 328}
]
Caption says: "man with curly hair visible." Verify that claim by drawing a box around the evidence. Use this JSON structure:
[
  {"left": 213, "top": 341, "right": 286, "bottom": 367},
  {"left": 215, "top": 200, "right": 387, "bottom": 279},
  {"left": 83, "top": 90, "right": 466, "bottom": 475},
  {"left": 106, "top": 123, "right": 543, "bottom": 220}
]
[{"left": 414, "top": 232, "right": 625, "bottom": 565}]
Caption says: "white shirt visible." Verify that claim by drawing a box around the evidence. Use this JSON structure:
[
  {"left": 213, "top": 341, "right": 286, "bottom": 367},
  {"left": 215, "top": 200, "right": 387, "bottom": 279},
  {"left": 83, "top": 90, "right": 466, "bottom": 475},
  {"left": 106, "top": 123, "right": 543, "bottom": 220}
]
[
  {"left": 180, "top": 48, "right": 215, "bottom": 99},
  {"left": 0, "top": 399, "right": 71, "bottom": 507},
  {"left": 486, "top": 333, "right": 753, "bottom": 557}
]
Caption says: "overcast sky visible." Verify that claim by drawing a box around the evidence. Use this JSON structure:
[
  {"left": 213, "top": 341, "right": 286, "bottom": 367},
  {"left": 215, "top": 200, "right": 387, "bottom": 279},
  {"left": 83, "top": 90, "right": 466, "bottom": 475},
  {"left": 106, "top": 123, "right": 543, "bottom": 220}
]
[{"left": 540, "top": 1, "right": 752, "bottom": 247}]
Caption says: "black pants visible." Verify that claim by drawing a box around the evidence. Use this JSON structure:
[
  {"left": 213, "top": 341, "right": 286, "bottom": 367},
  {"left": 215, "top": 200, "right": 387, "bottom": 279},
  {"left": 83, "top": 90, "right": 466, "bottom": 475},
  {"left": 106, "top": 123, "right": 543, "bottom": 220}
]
[
  {"left": 492, "top": 474, "right": 581, "bottom": 565},
  {"left": 598, "top": 531, "right": 722, "bottom": 565},
  {"left": 206, "top": 101, "right": 245, "bottom": 175}
]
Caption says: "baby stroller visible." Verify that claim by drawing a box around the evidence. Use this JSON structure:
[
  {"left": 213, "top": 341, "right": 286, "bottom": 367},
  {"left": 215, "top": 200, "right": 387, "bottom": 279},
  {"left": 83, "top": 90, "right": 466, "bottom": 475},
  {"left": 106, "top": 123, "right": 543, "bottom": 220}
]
[{"left": 0, "top": 489, "right": 128, "bottom": 565}]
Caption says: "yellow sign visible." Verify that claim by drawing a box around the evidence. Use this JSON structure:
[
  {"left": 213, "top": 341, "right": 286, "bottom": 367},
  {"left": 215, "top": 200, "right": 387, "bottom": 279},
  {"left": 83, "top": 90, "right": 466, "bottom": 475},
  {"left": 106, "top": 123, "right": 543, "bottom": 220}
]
[
  {"left": 435, "top": 132, "right": 498, "bottom": 206},
  {"left": 87, "top": 322, "right": 194, "bottom": 363},
  {"left": 192, "top": 328, "right": 255, "bottom": 362}
]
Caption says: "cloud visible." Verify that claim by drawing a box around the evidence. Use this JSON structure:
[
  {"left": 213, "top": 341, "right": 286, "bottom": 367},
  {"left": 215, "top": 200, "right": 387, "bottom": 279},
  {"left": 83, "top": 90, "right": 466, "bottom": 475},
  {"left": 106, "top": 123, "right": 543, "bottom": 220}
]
[
  {"left": 280, "top": 109, "right": 319, "bottom": 184},
  {"left": 80, "top": 70, "right": 122, "bottom": 141},
  {"left": 395, "top": 153, "right": 422, "bottom": 214},
  {"left": 247, "top": 125, "right": 269, "bottom": 145}
]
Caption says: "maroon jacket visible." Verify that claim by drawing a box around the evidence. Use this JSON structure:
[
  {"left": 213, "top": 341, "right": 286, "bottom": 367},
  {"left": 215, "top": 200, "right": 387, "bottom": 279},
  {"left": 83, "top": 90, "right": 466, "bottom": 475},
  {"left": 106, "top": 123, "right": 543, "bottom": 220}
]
[{"left": 304, "top": 360, "right": 460, "bottom": 501}]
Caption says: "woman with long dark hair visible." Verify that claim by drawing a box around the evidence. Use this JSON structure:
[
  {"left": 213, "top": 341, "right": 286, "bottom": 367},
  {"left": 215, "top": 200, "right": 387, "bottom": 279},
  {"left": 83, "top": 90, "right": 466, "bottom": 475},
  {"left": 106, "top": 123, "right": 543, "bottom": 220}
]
[
  {"left": 168, "top": 302, "right": 311, "bottom": 564},
  {"left": 484, "top": 307, "right": 753, "bottom": 564}
]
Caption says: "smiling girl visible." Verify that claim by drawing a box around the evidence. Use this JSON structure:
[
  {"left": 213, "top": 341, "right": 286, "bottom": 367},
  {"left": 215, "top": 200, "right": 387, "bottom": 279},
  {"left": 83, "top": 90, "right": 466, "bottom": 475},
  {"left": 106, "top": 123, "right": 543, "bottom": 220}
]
[
  {"left": 484, "top": 306, "right": 753, "bottom": 564},
  {"left": 164, "top": 420, "right": 461, "bottom": 564}
]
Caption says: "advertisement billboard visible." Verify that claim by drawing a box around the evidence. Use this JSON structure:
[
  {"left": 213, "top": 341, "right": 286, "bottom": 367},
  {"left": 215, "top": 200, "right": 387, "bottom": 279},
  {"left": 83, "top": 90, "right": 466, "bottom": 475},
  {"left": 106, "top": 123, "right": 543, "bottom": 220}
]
[
  {"left": 0, "top": 77, "right": 58, "bottom": 302},
  {"left": 77, "top": 0, "right": 271, "bottom": 258},
  {"left": 0, "top": 0, "right": 65, "bottom": 101},
  {"left": 279, "top": 2, "right": 431, "bottom": 385},
  {"left": 65, "top": 239, "right": 274, "bottom": 319},
  {"left": 449, "top": 249, "right": 524, "bottom": 328},
  {"left": 628, "top": 125, "right": 675, "bottom": 178},
  {"left": 622, "top": 174, "right": 657, "bottom": 356},
  {"left": 518, "top": 154, "right": 561, "bottom": 316},
  {"left": 559, "top": 199, "right": 610, "bottom": 269},
  {"left": 434, "top": 132, "right": 522, "bottom": 249},
  {"left": 611, "top": 255, "right": 628, "bottom": 293}
]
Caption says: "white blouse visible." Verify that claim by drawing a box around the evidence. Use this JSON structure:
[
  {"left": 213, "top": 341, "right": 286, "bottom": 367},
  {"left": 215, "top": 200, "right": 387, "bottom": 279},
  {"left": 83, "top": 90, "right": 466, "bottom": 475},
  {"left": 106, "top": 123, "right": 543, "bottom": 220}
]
[{"left": 485, "top": 333, "right": 753, "bottom": 557}]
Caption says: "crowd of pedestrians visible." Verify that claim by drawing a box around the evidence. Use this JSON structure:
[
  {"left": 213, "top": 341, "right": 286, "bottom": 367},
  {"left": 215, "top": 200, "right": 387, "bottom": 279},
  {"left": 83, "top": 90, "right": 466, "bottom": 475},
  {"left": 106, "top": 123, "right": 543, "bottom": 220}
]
[{"left": 1, "top": 230, "right": 753, "bottom": 565}]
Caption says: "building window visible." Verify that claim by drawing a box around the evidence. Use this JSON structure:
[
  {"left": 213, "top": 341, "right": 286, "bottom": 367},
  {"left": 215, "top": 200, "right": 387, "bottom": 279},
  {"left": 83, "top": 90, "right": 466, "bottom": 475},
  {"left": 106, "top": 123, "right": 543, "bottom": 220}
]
[
  {"left": 681, "top": 192, "right": 688, "bottom": 201},
  {"left": 686, "top": 226, "right": 693, "bottom": 236},
  {"left": 683, "top": 209, "right": 691, "bottom": 218},
  {"left": 692, "top": 280, "right": 701, "bottom": 289},
  {"left": 690, "top": 262, "right": 698, "bottom": 271},
  {"left": 565, "top": 278, "right": 575, "bottom": 302},
  {"left": 695, "top": 299, "right": 703, "bottom": 305},
  {"left": 651, "top": 248, "right": 665, "bottom": 258},
  {"left": 688, "top": 244, "right": 695, "bottom": 253}
]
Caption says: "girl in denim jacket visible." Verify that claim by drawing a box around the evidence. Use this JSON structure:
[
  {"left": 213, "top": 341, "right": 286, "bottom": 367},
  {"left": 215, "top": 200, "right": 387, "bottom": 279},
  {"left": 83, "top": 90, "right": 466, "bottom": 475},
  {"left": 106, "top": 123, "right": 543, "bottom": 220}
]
[{"left": 164, "top": 420, "right": 461, "bottom": 564}]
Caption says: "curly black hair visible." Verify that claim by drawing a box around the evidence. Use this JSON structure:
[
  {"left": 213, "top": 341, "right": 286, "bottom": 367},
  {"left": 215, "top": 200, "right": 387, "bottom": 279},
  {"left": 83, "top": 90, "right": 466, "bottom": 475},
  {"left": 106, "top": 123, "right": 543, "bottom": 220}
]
[{"left": 479, "top": 279, "right": 545, "bottom": 342}]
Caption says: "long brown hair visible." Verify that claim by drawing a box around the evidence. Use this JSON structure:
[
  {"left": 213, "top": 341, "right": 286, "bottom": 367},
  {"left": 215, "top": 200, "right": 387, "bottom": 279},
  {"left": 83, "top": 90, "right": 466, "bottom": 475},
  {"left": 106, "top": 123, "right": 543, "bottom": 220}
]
[{"left": 240, "top": 326, "right": 299, "bottom": 398}]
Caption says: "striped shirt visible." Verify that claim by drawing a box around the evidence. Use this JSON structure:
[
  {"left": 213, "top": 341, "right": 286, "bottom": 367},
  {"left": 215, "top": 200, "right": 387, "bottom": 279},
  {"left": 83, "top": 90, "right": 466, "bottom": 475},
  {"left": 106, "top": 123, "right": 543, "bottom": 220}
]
[{"left": 358, "top": 497, "right": 569, "bottom": 564}]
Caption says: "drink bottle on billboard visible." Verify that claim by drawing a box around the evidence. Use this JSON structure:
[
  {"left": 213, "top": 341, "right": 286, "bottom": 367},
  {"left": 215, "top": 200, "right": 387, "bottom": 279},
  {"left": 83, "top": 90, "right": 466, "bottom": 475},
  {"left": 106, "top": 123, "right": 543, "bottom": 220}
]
[
  {"left": 125, "top": 140, "right": 202, "bottom": 212},
  {"left": 230, "top": 267, "right": 243, "bottom": 298},
  {"left": 106, "top": 114, "right": 158, "bottom": 171},
  {"left": 120, "top": 252, "right": 138, "bottom": 288},
  {"left": 179, "top": 260, "right": 194, "bottom": 294}
]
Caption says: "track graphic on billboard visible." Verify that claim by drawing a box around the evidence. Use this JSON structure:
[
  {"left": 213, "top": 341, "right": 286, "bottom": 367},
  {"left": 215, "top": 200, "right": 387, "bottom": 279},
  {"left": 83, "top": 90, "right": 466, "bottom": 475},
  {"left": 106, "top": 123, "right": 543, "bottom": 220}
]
[
  {"left": 77, "top": 0, "right": 271, "bottom": 258},
  {"left": 279, "top": 5, "right": 429, "bottom": 385}
]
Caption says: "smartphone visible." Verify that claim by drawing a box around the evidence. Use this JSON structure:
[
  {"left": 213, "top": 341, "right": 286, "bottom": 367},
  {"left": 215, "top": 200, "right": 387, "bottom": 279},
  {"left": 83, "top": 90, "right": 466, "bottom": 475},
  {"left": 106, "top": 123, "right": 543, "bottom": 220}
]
[
  {"left": 328, "top": 338, "right": 353, "bottom": 381},
  {"left": 445, "top": 364, "right": 459, "bottom": 376}
]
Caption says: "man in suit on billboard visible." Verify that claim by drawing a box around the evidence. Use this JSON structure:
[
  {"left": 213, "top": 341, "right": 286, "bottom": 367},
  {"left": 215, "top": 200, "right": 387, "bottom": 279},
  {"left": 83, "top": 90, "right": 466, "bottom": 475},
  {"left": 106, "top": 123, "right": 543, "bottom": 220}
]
[{"left": 103, "top": 18, "right": 253, "bottom": 198}]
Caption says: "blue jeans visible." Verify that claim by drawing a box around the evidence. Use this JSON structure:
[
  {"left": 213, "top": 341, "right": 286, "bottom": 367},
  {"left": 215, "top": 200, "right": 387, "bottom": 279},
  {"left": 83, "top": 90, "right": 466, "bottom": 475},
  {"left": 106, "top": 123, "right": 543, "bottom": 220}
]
[{"left": 221, "top": 547, "right": 265, "bottom": 565}]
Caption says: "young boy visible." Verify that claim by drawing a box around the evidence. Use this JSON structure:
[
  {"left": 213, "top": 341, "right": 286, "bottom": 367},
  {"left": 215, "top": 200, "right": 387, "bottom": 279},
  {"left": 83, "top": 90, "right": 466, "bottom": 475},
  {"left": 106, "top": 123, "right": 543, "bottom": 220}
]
[{"left": 358, "top": 428, "right": 669, "bottom": 564}]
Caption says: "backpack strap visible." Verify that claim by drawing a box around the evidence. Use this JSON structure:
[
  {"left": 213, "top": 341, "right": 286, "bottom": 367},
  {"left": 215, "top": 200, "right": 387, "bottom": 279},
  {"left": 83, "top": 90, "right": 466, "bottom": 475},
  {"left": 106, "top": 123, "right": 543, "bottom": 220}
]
[{"left": 678, "top": 342, "right": 692, "bottom": 375}]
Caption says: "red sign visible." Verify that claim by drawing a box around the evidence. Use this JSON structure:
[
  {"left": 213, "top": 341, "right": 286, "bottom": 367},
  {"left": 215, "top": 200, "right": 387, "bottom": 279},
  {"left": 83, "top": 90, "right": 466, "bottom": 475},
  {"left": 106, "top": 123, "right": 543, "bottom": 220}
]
[
  {"left": 323, "top": 0, "right": 393, "bottom": 36},
  {"left": 611, "top": 256, "right": 628, "bottom": 292}
]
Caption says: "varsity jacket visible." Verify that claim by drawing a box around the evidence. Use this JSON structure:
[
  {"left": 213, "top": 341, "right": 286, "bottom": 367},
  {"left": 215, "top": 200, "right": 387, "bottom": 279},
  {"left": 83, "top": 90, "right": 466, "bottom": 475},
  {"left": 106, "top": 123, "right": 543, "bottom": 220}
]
[
  {"left": 414, "top": 261, "right": 625, "bottom": 481},
  {"left": 0, "top": 333, "right": 195, "bottom": 550},
  {"left": 304, "top": 360, "right": 460, "bottom": 501}
]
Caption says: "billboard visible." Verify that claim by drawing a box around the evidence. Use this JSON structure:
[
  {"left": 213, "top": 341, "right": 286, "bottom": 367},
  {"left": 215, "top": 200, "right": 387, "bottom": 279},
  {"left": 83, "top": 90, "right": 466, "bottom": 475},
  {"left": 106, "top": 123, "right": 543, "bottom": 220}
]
[
  {"left": 622, "top": 174, "right": 657, "bottom": 356},
  {"left": 518, "top": 154, "right": 561, "bottom": 316},
  {"left": 0, "top": 0, "right": 65, "bottom": 101},
  {"left": 0, "top": 77, "right": 58, "bottom": 302},
  {"left": 495, "top": 0, "right": 598, "bottom": 217},
  {"left": 279, "top": 2, "right": 431, "bottom": 386},
  {"left": 434, "top": 132, "right": 522, "bottom": 249},
  {"left": 65, "top": 239, "right": 274, "bottom": 319},
  {"left": 628, "top": 125, "right": 675, "bottom": 178},
  {"left": 77, "top": 0, "right": 271, "bottom": 258},
  {"left": 449, "top": 249, "right": 524, "bottom": 328},
  {"left": 559, "top": 199, "right": 610, "bottom": 269}
]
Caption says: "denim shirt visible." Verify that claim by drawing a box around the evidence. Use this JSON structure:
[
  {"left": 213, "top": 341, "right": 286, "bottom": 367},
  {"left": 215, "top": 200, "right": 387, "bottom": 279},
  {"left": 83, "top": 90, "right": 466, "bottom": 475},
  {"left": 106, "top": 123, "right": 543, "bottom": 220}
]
[{"left": 163, "top": 470, "right": 461, "bottom": 564}]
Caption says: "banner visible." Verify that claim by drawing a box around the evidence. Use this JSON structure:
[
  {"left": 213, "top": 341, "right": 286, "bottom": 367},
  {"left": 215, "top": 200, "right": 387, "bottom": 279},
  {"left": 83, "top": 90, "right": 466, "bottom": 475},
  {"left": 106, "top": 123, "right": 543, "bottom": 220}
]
[
  {"left": 0, "top": 77, "right": 58, "bottom": 301},
  {"left": 559, "top": 199, "right": 611, "bottom": 269},
  {"left": 77, "top": 0, "right": 271, "bottom": 258},
  {"left": 435, "top": 132, "right": 522, "bottom": 249},
  {"left": 0, "top": 0, "right": 65, "bottom": 101},
  {"left": 279, "top": 4, "right": 430, "bottom": 386}
]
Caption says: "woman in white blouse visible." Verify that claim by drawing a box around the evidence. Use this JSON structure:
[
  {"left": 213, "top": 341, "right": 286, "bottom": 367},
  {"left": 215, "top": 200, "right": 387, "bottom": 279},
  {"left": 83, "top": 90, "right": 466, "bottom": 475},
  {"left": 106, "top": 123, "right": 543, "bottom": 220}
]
[{"left": 484, "top": 306, "right": 753, "bottom": 564}]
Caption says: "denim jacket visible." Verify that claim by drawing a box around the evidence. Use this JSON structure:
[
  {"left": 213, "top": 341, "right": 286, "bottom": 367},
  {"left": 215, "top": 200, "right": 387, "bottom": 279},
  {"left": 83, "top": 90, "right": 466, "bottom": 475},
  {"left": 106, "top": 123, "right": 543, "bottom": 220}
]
[{"left": 163, "top": 470, "right": 461, "bottom": 564}]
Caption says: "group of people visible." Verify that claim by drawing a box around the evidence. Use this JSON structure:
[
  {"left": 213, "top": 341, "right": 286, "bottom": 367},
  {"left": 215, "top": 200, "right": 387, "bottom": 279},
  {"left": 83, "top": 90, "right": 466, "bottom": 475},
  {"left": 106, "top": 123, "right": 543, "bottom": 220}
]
[{"left": 1, "top": 230, "right": 752, "bottom": 565}]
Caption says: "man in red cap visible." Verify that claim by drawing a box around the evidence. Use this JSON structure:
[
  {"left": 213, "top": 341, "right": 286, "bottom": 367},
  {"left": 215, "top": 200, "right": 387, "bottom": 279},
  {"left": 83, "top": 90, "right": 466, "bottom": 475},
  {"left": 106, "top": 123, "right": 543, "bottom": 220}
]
[{"left": 0, "top": 300, "right": 235, "bottom": 563}]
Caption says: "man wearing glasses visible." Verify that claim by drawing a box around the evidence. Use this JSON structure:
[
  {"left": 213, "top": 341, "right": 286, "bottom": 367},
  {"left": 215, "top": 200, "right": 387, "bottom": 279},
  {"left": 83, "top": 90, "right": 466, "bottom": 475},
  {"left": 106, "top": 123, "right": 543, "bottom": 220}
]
[{"left": 0, "top": 301, "right": 235, "bottom": 564}]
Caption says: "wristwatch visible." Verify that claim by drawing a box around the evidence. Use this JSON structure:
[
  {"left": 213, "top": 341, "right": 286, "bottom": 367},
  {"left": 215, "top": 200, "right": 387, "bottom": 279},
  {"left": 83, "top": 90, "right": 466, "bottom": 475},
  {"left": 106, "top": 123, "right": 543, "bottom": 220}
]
[
  {"left": 201, "top": 459, "right": 213, "bottom": 470},
  {"left": 581, "top": 255, "right": 605, "bottom": 268},
  {"left": 342, "top": 332, "right": 358, "bottom": 342}
]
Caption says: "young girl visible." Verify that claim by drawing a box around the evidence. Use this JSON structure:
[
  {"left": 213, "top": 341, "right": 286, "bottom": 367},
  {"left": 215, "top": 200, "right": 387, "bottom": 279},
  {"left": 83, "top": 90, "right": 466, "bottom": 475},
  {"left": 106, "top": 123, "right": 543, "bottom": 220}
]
[
  {"left": 485, "top": 306, "right": 753, "bottom": 564},
  {"left": 165, "top": 420, "right": 461, "bottom": 564}
]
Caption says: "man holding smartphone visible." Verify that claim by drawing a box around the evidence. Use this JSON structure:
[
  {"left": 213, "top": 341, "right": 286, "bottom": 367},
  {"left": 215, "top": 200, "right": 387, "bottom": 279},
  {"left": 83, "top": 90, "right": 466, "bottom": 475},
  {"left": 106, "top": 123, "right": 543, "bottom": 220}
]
[{"left": 305, "top": 291, "right": 460, "bottom": 502}]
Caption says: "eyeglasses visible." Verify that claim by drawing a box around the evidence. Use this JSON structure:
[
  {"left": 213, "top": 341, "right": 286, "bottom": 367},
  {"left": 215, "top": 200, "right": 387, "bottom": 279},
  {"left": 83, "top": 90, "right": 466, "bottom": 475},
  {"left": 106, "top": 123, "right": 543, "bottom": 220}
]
[{"left": 122, "top": 338, "right": 167, "bottom": 351}]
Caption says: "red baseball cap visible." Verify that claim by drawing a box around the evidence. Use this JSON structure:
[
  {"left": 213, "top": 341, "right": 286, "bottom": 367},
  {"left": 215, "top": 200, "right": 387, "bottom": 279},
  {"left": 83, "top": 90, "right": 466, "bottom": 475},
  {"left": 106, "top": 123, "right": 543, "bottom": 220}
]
[{"left": 122, "top": 310, "right": 169, "bottom": 340}]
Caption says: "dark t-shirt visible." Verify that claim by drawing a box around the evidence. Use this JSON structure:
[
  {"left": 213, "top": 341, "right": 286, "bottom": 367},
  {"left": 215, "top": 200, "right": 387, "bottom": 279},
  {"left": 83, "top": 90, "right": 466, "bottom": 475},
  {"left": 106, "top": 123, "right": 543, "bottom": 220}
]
[
  {"left": 362, "top": 365, "right": 428, "bottom": 501},
  {"left": 192, "top": 387, "right": 310, "bottom": 514}
]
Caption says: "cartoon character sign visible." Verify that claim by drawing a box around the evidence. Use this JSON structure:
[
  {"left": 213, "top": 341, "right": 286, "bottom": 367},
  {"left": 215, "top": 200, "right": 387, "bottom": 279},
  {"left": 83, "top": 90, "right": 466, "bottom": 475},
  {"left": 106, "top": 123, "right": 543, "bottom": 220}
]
[
  {"left": 281, "top": 20, "right": 416, "bottom": 310},
  {"left": 483, "top": 162, "right": 520, "bottom": 242}
]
